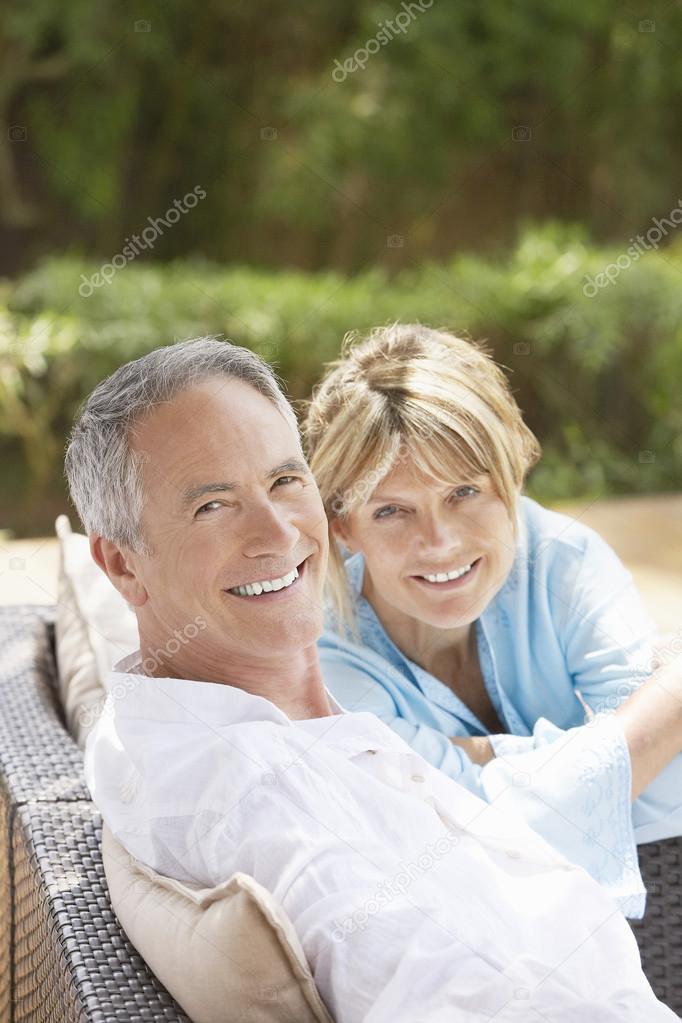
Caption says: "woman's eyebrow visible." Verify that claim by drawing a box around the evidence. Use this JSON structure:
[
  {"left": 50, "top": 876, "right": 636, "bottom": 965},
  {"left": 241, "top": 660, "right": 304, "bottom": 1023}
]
[
  {"left": 367, "top": 478, "right": 482, "bottom": 504},
  {"left": 367, "top": 493, "right": 403, "bottom": 504}
]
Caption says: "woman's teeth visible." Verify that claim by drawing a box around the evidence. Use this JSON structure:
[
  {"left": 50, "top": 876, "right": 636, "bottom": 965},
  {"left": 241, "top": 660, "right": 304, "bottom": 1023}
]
[
  {"left": 229, "top": 565, "right": 299, "bottom": 597},
  {"left": 420, "top": 563, "right": 474, "bottom": 583}
]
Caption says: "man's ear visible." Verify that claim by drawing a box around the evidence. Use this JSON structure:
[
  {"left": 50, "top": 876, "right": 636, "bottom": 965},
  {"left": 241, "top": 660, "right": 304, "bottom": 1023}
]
[
  {"left": 330, "top": 517, "right": 359, "bottom": 554},
  {"left": 89, "top": 535, "right": 148, "bottom": 607}
]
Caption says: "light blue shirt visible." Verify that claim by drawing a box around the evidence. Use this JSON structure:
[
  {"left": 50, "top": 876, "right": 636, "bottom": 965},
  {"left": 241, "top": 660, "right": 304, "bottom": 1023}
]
[{"left": 319, "top": 496, "right": 681, "bottom": 917}]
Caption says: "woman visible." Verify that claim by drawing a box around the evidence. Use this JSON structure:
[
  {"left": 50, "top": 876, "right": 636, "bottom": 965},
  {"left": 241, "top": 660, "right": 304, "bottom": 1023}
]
[{"left": 303, "top": 322, "right": 681, "bottom": 916}]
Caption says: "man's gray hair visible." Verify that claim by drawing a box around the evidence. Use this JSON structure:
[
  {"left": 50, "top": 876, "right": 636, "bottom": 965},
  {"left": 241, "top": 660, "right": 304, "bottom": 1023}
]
[{"left": 64, "top": 336, "right": 299, "bottom": 553}]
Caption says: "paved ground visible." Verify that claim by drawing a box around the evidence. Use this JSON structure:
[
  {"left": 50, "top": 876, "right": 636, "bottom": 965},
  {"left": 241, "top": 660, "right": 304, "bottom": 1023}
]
[{"left": 0, "top": 493, "right": 680, "bottom": 632}]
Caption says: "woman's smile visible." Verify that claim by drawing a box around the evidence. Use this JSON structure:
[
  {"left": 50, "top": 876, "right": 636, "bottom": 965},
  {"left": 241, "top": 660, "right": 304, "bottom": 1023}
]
[{"left": 410, "top": 556, "right": 482, "bottom": 591}]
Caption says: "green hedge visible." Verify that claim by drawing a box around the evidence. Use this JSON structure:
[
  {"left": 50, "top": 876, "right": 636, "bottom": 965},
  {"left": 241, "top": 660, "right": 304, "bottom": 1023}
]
[{"left": 1, "top": 225, "right": 680, "bottom": 536}]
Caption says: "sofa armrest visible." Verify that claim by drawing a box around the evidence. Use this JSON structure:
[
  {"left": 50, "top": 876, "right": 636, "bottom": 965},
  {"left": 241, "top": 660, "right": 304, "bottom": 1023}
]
[
  {"left": 11, "top": 800, "right": 190, "bottom": 1023},
  {"left": 0, "top": 605, "right": 87, "bottom": 804}
]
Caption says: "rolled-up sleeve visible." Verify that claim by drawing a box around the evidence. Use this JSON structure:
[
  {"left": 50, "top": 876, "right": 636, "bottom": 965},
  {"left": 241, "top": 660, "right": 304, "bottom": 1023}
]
[{"left": 551, "top": 528, "right": 682, "bottom": 844}]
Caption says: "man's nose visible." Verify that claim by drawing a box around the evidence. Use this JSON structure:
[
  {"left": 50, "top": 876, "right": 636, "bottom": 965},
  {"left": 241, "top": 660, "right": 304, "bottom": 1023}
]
[{"left": 241, "top": 500, "right": 300, "bottom": 558}]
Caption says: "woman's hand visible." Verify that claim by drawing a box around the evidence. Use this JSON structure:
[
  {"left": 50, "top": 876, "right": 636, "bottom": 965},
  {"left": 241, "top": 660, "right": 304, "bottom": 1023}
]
[{"left": 450, "top": 735, "right": 496, "bottom": 766}]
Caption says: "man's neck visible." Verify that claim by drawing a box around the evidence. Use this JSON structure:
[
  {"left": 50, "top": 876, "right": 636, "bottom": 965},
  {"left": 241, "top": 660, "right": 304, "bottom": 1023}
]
[{"left": 138, "top": 634, "right": 334, "bottom": 721}]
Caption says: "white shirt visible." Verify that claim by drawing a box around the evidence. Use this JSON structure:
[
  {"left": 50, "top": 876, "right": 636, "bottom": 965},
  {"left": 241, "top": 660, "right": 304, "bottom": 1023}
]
[{"left": 85, "top": 653, "right": 677, "bottom": 1023}]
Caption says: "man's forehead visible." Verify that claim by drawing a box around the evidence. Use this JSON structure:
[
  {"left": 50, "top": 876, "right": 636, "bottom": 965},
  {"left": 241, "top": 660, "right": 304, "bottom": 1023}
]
[{"left": 129, "top": 382, "right": 303, "bottom": 499}]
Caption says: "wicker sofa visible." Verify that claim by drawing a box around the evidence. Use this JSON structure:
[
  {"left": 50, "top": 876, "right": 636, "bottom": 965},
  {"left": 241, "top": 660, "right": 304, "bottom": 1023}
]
[
  {"left": 1, "top": 603, "right": 682, "bottom": 1020},
  {"left": 0, "top": 604, "right": 189, "bottom": 1022}
]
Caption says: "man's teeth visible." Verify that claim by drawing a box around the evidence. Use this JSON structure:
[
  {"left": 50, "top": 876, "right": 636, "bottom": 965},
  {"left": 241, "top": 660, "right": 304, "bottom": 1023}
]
[
  {"left": 420, "top": 563, "right": 473, "bottom": 583},
  {"left": 229, "top": 565, "right": 299, "bottom": 597}
]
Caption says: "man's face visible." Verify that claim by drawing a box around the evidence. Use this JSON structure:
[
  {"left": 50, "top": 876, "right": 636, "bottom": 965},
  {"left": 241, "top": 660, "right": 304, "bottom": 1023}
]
[{"left": 124, "top": 378, "right": 329, "bottom": 675}]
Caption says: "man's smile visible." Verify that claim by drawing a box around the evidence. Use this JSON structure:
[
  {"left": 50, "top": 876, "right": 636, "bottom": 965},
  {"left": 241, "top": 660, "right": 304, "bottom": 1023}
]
[{"left": 225, "top": 555, "right": 312, "bottom": 599}]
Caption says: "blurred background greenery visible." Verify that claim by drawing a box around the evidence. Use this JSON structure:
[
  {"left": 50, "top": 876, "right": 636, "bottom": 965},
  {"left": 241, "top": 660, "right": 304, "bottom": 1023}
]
[{"left": 1, "top": 0, "right": 681, "bottom": 536}]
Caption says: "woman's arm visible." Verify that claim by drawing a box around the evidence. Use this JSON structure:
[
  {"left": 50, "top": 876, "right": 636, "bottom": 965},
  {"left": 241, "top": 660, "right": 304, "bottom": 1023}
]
[
  {"left": 616, "top": 643, "right": 682, "bottom": 798},
  {"left": 450, "top": 735, "right": 495, "bottom": 765}
]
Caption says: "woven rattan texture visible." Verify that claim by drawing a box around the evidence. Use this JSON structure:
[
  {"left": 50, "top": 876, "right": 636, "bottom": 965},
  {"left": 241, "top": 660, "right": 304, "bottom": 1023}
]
[
  {"left": 1, "top": 605, "right": 189, "bottom": 1022},
  {"left": 631, "top": 838, "right": 682, "bottom": 1013},
  {"left": 0, "top": 605, "right": 87, "bottom": 804},
  {"left": 1, "top": 794, "right": 11, "bottom": 1022},
  {"left": 12, "top": 801, "right": 190, "bottom": 1023}
]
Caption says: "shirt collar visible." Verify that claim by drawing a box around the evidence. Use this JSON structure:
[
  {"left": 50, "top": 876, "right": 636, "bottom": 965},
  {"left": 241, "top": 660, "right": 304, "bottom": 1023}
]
[{"left": 110, "top": 651, "right": 346, "bottom": 723}]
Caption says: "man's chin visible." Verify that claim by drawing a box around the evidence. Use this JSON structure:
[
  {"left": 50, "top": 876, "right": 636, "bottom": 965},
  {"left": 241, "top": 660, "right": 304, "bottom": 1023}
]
[{"left": 220, "top": 603, "right": 323, "bottom": 649}]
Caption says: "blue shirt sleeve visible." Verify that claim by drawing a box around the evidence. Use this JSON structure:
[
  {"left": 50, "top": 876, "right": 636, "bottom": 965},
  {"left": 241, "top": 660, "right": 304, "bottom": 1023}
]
[
  {"left": 546, "top": 524, "right": 682, "bottom": 842},
  {"left": 553, "top": 526, "right": 657, "bottom": 711}
]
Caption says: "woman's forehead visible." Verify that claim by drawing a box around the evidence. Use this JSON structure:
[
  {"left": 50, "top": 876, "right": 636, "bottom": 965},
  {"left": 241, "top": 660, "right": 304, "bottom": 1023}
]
[{"left": 372, "top": 456, "right": 485, "bottom": 496}]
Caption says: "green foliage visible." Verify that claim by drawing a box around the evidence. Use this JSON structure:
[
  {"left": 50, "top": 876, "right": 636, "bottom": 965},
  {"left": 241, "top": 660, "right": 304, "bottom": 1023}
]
[
  {"left": 1, "top": 224, "right": 680, "bottom": 534},
  {"left": 2, "top": 0, "right": 682, "bottom": 267}
]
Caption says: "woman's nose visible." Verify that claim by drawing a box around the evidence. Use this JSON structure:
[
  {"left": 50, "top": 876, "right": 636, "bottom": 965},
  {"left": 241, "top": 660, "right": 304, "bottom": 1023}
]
[{"left": 419, "top": 513, "right": 464, "bottom": 552}]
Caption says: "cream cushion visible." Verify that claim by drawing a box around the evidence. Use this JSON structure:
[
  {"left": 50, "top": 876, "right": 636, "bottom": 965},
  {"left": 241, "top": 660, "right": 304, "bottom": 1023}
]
[
  {"left": 54, "top": 514, "right": 139, "bottom": 748},
  {"left": 102, "top": 826, "right": 333, "bottom": 1023}
]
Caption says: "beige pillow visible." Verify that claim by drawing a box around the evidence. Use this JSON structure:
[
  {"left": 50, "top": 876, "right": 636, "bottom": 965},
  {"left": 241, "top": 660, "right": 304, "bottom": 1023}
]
[
  {"left": 102, "top": 826, "right": 334, "bottom": 1023},
  {"left": 55, "top": 514, "right": 139, "bottom": 748}
]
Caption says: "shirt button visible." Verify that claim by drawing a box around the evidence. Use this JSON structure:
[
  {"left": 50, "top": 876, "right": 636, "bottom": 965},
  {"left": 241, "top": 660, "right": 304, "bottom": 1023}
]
[{"left": 411, "top": 773, "right": 426, "bottom": 784}]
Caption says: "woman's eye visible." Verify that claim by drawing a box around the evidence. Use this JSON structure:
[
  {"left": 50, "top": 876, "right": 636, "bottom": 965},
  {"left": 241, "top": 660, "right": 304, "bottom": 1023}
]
[
  {"left": 451, "top": 485, "right": 479, "bottom": 500},
  {"left": 373, "top": 505, "right": 399, "bottom": 520},
  {"left": 275, "top": 475, "right": 300, "bottom": 487}
]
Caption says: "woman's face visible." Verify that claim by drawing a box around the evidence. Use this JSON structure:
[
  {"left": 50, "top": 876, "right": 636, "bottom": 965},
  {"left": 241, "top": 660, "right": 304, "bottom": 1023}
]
[{"left": 334, "top": 457, "right": 517, "bottom": 630}]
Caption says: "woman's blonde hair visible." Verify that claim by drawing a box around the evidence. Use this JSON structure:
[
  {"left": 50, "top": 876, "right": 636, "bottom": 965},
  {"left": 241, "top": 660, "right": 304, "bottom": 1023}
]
[{"left": 302, "top": 323, "right": 541, "bottom": 639}]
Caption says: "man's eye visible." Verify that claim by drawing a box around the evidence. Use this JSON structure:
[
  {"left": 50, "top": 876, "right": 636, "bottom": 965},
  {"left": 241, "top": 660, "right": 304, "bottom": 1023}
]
[
  {"left": 196, "top": 500, "right": 223, "bottom": 514},
  {"left": 452, "top": 486, "right": 479, "bottom": 500},
  {"left": 373, "top": 505, "right": 399, "bottom": 520},
  {"left": 274, "top": 475, "right": 303, "bottom": 488}
]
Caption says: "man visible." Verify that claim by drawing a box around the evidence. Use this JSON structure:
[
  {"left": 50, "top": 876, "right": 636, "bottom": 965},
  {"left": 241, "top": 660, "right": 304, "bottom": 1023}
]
[{"left": 67, "top": 337, "right": 680, "bottom": 1021}]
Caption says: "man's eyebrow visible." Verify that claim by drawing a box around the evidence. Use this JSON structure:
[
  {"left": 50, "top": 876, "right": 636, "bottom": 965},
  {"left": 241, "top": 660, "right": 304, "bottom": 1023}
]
[
  {"left": 180, "top": 459, "right": 309, "bottom": 508},
  {"left": 265, "top": 458, "right": 310, "bottom": 481},
  {"left": 180, "top": 481, "right": 237, "bottom": 508}
]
